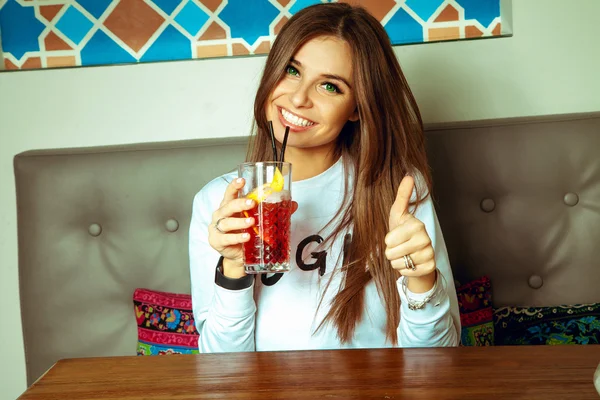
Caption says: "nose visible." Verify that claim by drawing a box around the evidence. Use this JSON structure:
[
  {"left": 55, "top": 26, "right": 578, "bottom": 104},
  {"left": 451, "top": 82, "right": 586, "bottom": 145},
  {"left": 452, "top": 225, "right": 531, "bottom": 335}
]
[{"left": 289, "top": 82, "right": 313, "bottom": 109}]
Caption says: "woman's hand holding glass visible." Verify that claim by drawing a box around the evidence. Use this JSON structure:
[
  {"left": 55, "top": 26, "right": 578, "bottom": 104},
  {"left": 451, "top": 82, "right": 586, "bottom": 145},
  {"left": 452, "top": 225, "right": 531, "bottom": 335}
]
[{"left": 208, "top": 178, "right": 256, "bottom": 279}]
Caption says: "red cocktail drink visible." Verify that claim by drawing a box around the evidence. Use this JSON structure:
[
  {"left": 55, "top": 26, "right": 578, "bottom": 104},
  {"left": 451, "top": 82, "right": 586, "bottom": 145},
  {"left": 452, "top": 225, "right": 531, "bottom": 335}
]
[
  {"left": 243, "top": 194, "right": 292, "bottom": 272},
  {"left": 238, "top": 162, "right": 292, "bottom": 274}
]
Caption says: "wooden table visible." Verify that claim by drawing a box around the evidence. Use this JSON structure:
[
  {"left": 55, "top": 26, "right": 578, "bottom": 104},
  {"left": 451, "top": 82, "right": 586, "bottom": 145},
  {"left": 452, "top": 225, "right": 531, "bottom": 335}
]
[{"left": 19, "top": 346, "right": 600, "bottom": 399}]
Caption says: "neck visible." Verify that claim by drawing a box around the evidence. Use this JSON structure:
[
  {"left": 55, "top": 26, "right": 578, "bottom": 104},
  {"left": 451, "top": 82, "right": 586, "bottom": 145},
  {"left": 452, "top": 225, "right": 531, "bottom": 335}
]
[{"left": 283, "top": 144, "right": 339, "bottom": 182}]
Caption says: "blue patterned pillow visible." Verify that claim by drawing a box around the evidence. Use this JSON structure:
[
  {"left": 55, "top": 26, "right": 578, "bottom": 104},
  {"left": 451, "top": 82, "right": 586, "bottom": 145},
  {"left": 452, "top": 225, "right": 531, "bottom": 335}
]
[{"left": 494, "top": 303, "right": 600, "bottom": 345}]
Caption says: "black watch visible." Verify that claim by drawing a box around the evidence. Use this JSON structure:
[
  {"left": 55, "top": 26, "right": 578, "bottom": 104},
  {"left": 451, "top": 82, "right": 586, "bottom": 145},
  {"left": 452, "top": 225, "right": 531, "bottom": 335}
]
[{"left": 214, "top": 256, "right": 254, "bottom": 290}]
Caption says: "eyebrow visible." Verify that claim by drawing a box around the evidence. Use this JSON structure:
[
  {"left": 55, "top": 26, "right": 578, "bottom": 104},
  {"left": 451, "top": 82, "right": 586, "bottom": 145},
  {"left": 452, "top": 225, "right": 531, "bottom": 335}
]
[{"left": 290, "top": 58, "right": 353, "bottom": 90}]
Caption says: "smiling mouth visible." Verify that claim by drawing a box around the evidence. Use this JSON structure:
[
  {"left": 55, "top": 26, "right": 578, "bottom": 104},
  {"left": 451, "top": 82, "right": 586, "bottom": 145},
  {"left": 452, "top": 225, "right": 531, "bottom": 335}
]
[{"left": 279, "top": 107, "right": 316, "bottom": 128}]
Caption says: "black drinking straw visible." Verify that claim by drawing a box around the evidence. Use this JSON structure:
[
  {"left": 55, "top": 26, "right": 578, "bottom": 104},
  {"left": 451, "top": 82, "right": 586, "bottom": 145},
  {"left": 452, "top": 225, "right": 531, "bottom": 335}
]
[
  {"left": 268, "top": 121, "right": 278, "bottom": 161},
  {"left": 280, "top": 126, "right": 290, "bottom": 162}
]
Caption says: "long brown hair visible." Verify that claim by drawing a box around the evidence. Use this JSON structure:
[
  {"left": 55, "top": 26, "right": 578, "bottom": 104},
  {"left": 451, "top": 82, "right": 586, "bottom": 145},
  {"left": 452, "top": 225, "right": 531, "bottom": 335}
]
[{"left": 247, "top": 3, "right": 432, "bottom": 345}]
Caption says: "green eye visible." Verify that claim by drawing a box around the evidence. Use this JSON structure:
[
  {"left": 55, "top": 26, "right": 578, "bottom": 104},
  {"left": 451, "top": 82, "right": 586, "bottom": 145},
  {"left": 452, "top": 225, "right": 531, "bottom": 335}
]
[
  {"left": 286, "top": 66, "right": 299, "bottom": 76},
  {"left": 324, "top": 83, "right": 339, "bottom": 93}
]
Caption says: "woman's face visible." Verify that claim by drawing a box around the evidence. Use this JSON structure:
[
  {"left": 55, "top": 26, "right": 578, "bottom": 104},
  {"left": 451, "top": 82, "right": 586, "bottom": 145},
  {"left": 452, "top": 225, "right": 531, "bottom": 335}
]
[{"left": 266, "top": 36, "right": 358, "bottom": 152}]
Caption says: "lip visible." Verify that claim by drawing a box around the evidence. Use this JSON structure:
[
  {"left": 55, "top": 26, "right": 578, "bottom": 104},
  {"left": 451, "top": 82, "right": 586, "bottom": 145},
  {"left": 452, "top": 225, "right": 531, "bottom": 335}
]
[{"left": 277, "top": 107, "right": 318, "bottom": 132}]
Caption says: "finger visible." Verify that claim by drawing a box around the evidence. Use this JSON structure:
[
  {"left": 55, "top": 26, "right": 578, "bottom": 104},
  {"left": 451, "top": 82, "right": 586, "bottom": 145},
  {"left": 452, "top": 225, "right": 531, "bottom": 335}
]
[
  {"left": 220, "top": 178, "right": 245, "bottom": 208},
  {"left": 396, "top": 260, "right": 436, "bottom": 277},
  {"left": 391, "top": 257, "right": 412, "bottom": 271},
  {"left": 389, "top": 175, "right": 415, "bottom": 229},
  {"left": 389, "top": 246, "right": 434, "bottom": 268},
  {"left": 385, "top": 236, "right": 429, "bottom": 261},
  {"left": 291, "top": 201, "right": 299, "bottom": 215},
  {"left": 218, "top": 232, "right": 251, "bottom": 248},
  {"left": 215, "top": 216, "right": 255, "bottom": 233},
  {"left": 215, "top": 198, "right": 256, "bottom": 221},
  {"left": 384, "top": 216, "right": 423, "bottom": 247}
]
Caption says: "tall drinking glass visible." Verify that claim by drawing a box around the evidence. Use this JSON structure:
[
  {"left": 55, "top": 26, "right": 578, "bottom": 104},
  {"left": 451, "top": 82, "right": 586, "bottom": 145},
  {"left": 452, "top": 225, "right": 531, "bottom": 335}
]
[{"left": 238, "top": 162, "right": 292, "bottom": 274}]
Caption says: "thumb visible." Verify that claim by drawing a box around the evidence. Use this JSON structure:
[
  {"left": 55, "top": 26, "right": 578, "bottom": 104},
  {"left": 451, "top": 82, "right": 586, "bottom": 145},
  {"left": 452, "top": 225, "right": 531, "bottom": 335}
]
[
  {"left": 389, "top": 175, "right": 415, "bottom": 229},
  {"left": 291, "top": 201, "right": 299, "bottom": 215}
]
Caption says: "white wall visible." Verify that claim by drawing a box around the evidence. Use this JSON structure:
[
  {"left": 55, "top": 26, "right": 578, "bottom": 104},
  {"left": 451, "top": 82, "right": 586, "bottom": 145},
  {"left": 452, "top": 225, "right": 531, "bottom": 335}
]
[{"left": 1, "top": 1, "right": 599, "bottom": 398}]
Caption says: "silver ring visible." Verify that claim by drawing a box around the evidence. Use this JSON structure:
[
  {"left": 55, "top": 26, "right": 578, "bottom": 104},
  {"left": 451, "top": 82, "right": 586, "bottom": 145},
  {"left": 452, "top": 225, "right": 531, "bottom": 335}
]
[
  {"left": 214, "top": 217, "right": 226, "bottom": 234},
  {"left": 403, "top": 255, "right": 417, "bottom": 271}
]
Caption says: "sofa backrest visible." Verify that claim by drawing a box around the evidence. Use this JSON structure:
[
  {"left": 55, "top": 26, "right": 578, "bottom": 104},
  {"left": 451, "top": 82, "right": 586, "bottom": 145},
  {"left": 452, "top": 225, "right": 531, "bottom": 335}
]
[{"left": 14, "top": 113, "right": 600, "bottom": 385}]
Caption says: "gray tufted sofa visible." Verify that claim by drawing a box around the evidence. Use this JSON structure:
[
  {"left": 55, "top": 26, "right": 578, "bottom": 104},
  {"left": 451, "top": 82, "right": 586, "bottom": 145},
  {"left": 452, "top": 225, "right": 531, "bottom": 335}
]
[{"left": 14, "top": 112, "right": 600, "bottom": 386}]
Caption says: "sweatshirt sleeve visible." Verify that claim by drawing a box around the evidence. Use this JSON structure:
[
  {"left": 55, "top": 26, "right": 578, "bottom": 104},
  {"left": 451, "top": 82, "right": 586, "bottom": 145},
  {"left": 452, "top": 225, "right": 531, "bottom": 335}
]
[
  {"left": 189, "top": 177, "right": 257, "bottom": 352},
  {"left": 396, "top": 188, "right": 461, "bottom": 348}
]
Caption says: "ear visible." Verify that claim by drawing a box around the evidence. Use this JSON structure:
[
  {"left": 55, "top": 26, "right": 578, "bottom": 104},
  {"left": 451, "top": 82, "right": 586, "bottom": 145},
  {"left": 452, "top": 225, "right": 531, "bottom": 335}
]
[{"left": 348, "top": 107, "right": 359, "bottom": 122}]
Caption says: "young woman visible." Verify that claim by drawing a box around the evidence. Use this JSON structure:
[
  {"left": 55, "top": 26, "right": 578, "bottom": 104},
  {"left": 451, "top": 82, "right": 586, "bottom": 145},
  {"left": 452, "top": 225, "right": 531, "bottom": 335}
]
[{"left": 189, "top": 3, "right": 460, "bottom": 352}]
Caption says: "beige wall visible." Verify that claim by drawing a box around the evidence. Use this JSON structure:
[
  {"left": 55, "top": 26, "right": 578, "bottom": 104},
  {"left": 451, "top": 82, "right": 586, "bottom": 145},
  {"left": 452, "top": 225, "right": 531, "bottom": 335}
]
[{"left": 1, "top": 1, "right": 599, "bottom": 398}]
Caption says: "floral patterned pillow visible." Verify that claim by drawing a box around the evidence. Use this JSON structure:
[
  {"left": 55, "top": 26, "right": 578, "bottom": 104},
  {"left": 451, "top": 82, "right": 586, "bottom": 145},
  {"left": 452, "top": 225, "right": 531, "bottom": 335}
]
[
  {"left": 494, "top": 303, "right": 600, "bottom": 345},
  {"left": 133, "top": 288, "right": 199, "bottom": 355},
  {"left": 456, "top": 276, "right": 494, "bottom": 346}
]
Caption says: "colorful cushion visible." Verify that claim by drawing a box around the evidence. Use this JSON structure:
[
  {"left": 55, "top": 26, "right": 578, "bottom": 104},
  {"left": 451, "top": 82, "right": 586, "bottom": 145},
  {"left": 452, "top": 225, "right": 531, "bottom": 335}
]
[
  {"left": 455, "top": 276, "right": 494, "bottom": 346},
  {"left": 494, "top": 303, "right": 600, "bottom": 345},
  {"left": 133, "top": 288, "right": 200, "bottom": 355}
]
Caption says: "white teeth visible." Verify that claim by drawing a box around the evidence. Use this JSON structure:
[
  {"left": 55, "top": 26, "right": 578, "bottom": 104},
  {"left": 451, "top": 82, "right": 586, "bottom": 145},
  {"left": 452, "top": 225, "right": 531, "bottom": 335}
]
[{"left": 281, "top": 108, "right": 314, "bottom": 127}]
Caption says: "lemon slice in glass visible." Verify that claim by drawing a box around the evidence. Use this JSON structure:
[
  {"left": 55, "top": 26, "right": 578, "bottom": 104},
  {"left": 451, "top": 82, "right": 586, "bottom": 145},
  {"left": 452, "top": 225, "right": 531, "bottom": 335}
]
[
  {"left": 246, "top": 167, "right": 284, "bottom": 203},
  {"left": 243, "top": 167, "right": 285, "bottom": 240},
  {"left": 270, "top": 167, "right": 284, "bottom": 192}
]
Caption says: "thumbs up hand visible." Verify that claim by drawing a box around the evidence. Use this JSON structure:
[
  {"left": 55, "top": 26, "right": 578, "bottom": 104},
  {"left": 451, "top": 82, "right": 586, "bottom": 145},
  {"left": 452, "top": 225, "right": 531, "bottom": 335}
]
[{"left": 385, "top": 175, "right": 437, "bottom": 293}]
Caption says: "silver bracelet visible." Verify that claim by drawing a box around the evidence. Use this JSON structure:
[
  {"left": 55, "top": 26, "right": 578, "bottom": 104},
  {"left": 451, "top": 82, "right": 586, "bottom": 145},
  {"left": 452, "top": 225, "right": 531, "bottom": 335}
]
[{"left": 402, "top": 269, "right": 442, "bottom": 311}]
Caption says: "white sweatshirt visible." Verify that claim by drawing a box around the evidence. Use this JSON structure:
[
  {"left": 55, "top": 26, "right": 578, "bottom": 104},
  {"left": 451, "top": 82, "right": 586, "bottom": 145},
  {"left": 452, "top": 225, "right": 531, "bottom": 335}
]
[{"left": 189, "top": 157, "right": 460, "bottom": 352}]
